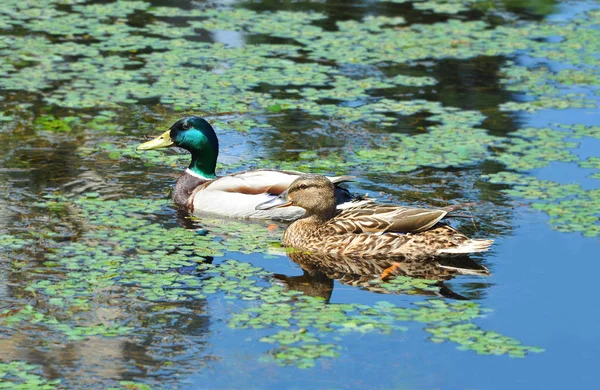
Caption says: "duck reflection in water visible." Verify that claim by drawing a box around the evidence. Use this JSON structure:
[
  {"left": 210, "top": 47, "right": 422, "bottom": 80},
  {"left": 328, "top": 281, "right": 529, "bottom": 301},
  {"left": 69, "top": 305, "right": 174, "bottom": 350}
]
[{"left": 273, "top": 250, "right": 490, "bottom": 301}]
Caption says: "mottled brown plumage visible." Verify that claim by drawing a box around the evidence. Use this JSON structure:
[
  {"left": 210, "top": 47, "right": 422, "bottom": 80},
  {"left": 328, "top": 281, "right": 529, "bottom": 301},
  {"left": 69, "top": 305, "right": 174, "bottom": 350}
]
[{"left": 260, "top": 174, "right": 493, "bottom": 259}]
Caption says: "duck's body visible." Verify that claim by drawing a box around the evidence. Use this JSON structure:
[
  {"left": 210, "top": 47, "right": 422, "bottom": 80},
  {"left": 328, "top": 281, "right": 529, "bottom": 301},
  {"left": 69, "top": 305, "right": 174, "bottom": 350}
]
[
  {"left": 137, "top": 117, "right": 359, "bottom": 221},
  {"left": 180, "top": 168, "right": 356, "bottom": 220},
  {"left": 258, "top": 174, "right": 493, "bottom": 259},
  {"left": 284, "top": 216, "right": 490, "bottom": 259}
]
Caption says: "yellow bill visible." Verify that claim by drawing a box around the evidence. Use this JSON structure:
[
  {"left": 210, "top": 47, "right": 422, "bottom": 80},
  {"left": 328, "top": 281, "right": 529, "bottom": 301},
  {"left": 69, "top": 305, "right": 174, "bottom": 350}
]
[{"left": 136, "top": 130, "right": 174, "bottom": 151}]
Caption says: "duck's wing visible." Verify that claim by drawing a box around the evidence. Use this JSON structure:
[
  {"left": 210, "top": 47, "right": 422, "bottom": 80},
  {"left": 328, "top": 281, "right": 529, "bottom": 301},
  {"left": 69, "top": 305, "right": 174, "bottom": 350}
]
[
  {"left": 198, "top": 170, "right": 353, "bottom": 195},
  {"left": 331, "top": 204, "right": 463, "bottom": 234},
  {"left": 185, "top": 170, "right": 354, "bottom": 208},
  {"left": 201, "top": 170, "right": 299, "bottom": 195}
]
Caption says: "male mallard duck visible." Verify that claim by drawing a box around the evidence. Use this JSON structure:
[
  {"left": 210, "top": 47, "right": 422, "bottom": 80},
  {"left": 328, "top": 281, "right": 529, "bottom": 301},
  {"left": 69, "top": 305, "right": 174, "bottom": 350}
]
[
  {"left": 137, "top": 116, "right": 360, "bottom": 220},
  {"left": 257, "top": 174, "right": 493, "bottom": 259}
]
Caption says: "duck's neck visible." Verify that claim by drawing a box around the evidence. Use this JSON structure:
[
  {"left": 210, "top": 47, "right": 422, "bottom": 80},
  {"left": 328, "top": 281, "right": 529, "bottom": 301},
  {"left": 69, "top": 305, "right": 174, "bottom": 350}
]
[
  {"left": 304, "top": 210, "right": 336, "bottom": 225},
  {"left": 172, "top": 150, "right": 217, "bottom": 208},
  {"left": 188, "top": 149, "right": 217, "bottom": 180}
]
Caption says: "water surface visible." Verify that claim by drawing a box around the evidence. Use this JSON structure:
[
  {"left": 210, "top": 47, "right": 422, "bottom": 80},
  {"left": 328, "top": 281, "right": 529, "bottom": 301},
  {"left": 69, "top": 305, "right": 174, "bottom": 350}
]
[{"left": 0, "top": 0, "right": 599, "bottom": 388}]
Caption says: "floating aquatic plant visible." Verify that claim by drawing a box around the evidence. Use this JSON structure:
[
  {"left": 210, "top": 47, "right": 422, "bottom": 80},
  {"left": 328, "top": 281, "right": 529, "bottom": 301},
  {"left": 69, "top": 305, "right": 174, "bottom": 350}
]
[
  {"left": 484, "top": 172, "right": 600, "bottom": 237},
  {"left": 491, "top": 127, "right": 578, "bottom": 171},
  {"left": 0, "top": 361, "right": 61, "bottom": 389}
]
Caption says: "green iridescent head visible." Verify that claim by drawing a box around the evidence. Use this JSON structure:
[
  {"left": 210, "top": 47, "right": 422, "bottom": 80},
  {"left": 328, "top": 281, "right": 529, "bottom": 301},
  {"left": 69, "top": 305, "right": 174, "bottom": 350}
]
[{"left": 137, "top": 116, "right": 219, "bottom": 179}]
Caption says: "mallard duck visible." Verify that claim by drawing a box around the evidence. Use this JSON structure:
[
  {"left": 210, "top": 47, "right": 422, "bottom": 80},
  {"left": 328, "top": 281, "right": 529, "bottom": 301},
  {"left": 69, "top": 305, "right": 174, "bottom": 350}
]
[
  {"left": 257, "top": 174, "right": 494, "bottom": 259},
  {"left": 137, "top": 116, "right": 361, "bottom": 220}
]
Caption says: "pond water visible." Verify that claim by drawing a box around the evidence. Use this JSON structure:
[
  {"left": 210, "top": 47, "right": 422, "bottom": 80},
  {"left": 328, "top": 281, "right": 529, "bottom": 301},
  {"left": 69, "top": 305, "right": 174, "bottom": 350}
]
[{"left": 0, "top": 0, "right": 599, "bottom": 388}]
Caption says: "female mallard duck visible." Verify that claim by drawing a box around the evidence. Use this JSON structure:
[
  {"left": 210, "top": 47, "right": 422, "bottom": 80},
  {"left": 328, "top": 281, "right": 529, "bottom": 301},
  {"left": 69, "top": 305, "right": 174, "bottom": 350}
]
[
  {"left": 257, "top": 174, "right": 493, "bottom": 259},
  {"left": 137, "top": 116, "right": 360, "bottom": 220}
]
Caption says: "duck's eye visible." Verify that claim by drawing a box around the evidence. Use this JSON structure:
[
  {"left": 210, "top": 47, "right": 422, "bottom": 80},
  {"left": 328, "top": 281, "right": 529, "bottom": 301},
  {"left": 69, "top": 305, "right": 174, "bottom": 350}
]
[
  {"left": 298, "top": 184, "right": 308, "bottom": 190},
  {"left": 182, "top": 122, "right": 191, "bottom": 130}
]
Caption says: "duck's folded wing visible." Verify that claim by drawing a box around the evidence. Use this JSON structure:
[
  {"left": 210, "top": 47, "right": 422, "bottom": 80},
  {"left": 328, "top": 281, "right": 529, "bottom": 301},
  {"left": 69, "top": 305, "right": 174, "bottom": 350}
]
[
  {"left": 332, "top": 205, "right": 450, "bottom": 234},
  {"left": 202, "top": 170, "right": 298, "bottom": 194},
  {"left": 202, "top": 170, "right": 354, "bottom": 195}
]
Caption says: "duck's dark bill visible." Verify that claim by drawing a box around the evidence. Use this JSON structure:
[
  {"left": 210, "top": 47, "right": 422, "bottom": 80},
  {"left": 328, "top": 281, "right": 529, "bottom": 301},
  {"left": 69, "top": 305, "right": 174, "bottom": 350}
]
[
  {"left": 255, "top": 196, "right": 292, "bottom": 210},
  {"left": 137, "top": 130, "right": 174, "bottom": 151}
]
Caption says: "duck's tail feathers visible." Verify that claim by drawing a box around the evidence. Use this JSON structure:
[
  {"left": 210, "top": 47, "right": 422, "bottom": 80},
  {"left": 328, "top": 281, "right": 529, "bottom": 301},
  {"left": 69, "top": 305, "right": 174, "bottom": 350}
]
[
  {"left": 437, "top": 239, "right": 493, "bottom": 254},
  {"left": 441, "top": 202, "right": 476, "bottom": 213}
]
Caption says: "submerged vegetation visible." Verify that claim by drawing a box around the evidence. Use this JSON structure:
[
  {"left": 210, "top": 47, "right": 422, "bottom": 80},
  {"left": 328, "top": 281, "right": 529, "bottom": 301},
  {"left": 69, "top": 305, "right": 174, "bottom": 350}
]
[{"left": 0, "top": 0, "right": 598, "bottom": 388}]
